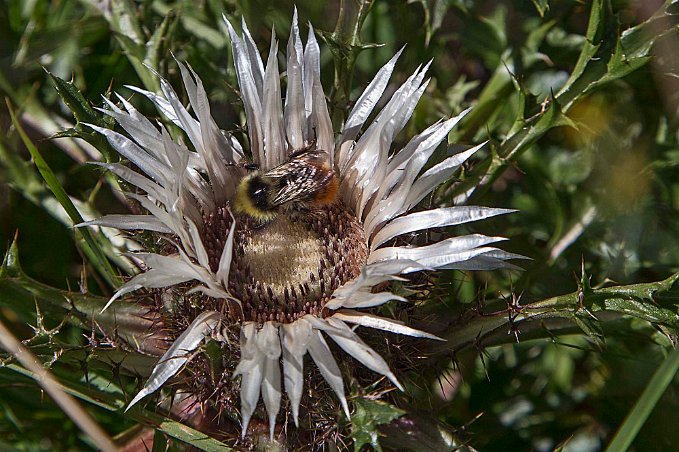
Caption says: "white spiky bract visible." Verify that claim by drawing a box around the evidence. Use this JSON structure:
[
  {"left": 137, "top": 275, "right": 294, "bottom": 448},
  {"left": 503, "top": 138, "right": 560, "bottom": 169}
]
[{"left": 82, "top": 10, "right": 520, "bottom": 440}]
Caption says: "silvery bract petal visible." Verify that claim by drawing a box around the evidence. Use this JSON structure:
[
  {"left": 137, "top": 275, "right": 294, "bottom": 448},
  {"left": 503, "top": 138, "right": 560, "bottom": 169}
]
[
  {"left": 281, "top": 319, "right": 313, "bottom": 426},
  {"left": 126, "top": 311, "right": 222, "bottom": 410},
  {"left": 307, "top": 329, "right": 350, "bottom": 417},
  {"left": 321, "top": 317, "right": 403, "bottom": 391},
  {"left": 103, "top": 252, "right": 219, "bottom": 311},
  {"left": 259, "top": 322, "right": 282, "bottom": 440},
  {"left": 233, "top": 322, "right": 264, "bottom": 436},
  {"left": 285, "top": 9, "right": 306, "bottom": 152},
  {"left": 262, "top": 32, "right": 286, "bottom": 170},
  {"left": 81, "top": 10, "right": 520, "bottom": 443},
  {"left": 371, "top": 206, "right": 516, "bottom": 249},
  {"left": 77, "top": 215, "right": 172, "bottom": 233},
  {"left": 332, "top": 310, "right": 444, "bottom": 341},
  {"left": 304, "top": 24, "right": 334, "bottom": 164},
  {"left": 82, "top": 58, "right": 245, "bottom": 312},
  {"left": 339, "top": 47, "right": 404, "bottom": 154}
]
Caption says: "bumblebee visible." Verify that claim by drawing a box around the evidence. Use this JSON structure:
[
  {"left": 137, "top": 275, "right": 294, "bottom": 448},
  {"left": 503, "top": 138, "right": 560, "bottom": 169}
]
[{"left": 234, "top": 149, "right": 338, "bottom": 222}]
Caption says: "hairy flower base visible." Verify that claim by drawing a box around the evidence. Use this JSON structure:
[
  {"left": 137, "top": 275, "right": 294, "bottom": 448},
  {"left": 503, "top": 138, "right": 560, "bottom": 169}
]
[{"left": 202, "top": 203, "right": 368, "bottom": 324}]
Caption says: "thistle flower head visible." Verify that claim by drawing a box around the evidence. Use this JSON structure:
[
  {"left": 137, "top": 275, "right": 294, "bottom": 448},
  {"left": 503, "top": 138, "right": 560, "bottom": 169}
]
[{"left": 82, "top": 10, "right": 519, "bottom": 444}]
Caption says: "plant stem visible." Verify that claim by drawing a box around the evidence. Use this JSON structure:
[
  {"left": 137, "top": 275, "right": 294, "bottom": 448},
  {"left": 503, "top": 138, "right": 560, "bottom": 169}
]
[{"left": 330, "top": 0, "right": 374, "bottom": 118}]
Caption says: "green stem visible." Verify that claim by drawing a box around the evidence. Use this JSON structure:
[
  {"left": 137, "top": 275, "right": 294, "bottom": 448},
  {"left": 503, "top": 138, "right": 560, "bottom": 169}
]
[{"left": 330, "top": 0, "right": 374, "bottom": 118}]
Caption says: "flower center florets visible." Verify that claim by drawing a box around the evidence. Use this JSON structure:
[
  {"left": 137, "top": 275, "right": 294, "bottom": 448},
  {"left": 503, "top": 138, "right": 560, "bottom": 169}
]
[{"left": 202, "top": 203, "right": 367, "bottom": 324}]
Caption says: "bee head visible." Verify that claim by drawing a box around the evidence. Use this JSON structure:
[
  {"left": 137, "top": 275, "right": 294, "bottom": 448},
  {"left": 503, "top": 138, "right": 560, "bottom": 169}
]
[{"left": 234, "top": 173, "right": 278, "bottom": 222}]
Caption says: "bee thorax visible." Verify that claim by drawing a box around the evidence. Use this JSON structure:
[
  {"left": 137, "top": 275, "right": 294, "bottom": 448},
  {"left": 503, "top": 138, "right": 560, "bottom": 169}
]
[{"left": 233, "top": 150, "right": 338, "bottom": 222}]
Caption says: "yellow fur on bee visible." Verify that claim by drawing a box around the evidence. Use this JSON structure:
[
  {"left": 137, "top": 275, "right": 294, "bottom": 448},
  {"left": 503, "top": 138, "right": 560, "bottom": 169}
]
[{"left": 233, "top": 174, "right": 278, "bottom": 222}]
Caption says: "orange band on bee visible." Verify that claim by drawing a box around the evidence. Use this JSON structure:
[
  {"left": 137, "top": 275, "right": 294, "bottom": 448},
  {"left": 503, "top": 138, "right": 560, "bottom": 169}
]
[{"left": 310, "top": 173, "right": 338, "bottom": 206}]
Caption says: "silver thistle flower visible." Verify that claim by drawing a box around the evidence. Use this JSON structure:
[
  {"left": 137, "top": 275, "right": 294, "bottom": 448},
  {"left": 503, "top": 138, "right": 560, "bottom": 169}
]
[{"left": 80, "top": 11, "right": 519, "bottom": 441}]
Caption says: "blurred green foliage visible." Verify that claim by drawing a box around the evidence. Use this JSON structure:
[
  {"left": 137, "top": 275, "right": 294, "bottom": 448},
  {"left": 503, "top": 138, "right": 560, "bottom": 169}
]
[{"left": 0, "top": 0, "right": 677, "bottom": 450}]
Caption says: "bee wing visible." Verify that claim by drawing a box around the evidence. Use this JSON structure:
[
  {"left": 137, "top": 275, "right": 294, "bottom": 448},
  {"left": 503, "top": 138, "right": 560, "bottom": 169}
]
[
  {"left": 270, "top": 184, "right": 307, "bottom": 206},
  {"left": 262, "top": 150, "right": 330, "bottom": 207},
  {"left": 263, "top": 158, "right": 300, "bottom": 179},
  {"left": 270, "top": 164, "right": 325, "bottom": 206}
]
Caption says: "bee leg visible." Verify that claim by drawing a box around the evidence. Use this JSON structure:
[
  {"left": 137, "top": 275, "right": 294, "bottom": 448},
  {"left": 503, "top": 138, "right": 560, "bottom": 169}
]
[
  {"left": 288, "top": 138, "right": 318, "bottom": 159},
  {"left": 302, "top": 135, "right": 317, "bottom": 152},
  {"left": 282, "top": 202, "right": 311, "bottom": 219},
  {"left": 252, "top": 217, "right": 275, "bottom": 229}
]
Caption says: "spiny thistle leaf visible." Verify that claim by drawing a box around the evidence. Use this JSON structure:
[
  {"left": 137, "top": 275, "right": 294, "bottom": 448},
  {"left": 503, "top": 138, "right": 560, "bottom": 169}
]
[
  {"left": 433, "top": 273, "right": 679, "bottom": 353},
  {"left": 350, "top": 398, "right": 405, "bottom": 451},
  {"left": 0, "top": 238, "right": 165, "bottom": 358},
  {"left": 47, "top": 71, "right": 116, "bottom": 161}
]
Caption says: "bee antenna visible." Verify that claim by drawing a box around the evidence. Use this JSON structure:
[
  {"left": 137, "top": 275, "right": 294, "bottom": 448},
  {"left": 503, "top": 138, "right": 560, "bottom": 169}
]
[{"left": 235, "top": 160, "right": 259, "bottom": 171}]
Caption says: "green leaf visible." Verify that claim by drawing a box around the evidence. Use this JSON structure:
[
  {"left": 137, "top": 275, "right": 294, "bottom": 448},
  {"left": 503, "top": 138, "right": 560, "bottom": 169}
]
[
  {"left": 0, "top": 137, "right": 37, "bottom": 198},
  {"left": 596, "top": 35, "right": 652, "bottom": 87},
  {"left": 47, "top": 71, "right": 101, "bottom": 126},
  {"left": 524, "top": 19, "right": 556, "bottom": 56},
  {"left": 109, "top": 0, "right": 144, "bottom": 45},
  {"left": 0, "top": 134, "right": 132, "bottom": 275},
  {"left": 13, "top": 12, "right": 109, "bottom": 69},
  {"left": 560, "top": 0, "right": 677, "bottom": 103},
  {"left": 556, "top": 0, "right": 603, "bottom": 98},
  {"left": 0, "top": 235, "right": 94, "bottom": 318},
  {"left": 328, "top": 0, "right": 376, "bottom": 117},
  {"left": 605, "top": 347, "right": 679, "bottom": 452},
  {"left": 460, "top": 0, "right": 676, "bottom": 202},
  {"left": 152, "top": 429, "right": 168, "bottom": 452},
  {"left": 573, "top": 311, "right": 605, "bottom": 348},
  {"left": 144, "top": 11, "right": 176, "bottom": 71},
  {"left": 505, "top": 97, "right": 576, "bottom": 161},
  {"left": 450, "top": 49, "right": 514, "bottom": 142},
  {"left": 150, "top": 2, "right": 225, "bottom": 49},
  {"left": 507, "top": 74, "right": 529, "bottom": 136},
  {"left": 105, "top": 0, "right": 161, "bottom": 93},
  {"left": 113, "top": 33, "right": 161, "bottom": 93},
  {"left": 618, "top": 0, "right": 678, "bottom": 60},
  {"left": 412, "top": 0, "right": 451, "bottom": 46},
  {"left": 6, "top": 101, "right": 120, "bottom": 288},
  {"left": 0, "top": 440, "right": 21, "bottom": 452},
  {"left": 378, "top": 412, "right": 471, "bottom": 451},
  {"left": 351, "top": 398, "right": 405, "bottom": 451}
]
